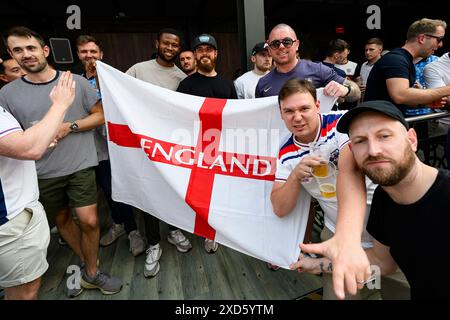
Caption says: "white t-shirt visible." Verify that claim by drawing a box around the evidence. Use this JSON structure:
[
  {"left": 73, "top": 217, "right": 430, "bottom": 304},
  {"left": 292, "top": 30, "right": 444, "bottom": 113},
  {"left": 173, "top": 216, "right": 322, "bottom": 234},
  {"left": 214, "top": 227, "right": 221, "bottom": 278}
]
[
  {"left": 359, "top": 61, "right": 376, "bottom": 86},
  {"left": 234, "top": 70, "right": 267, "bottom": 99},
  {"left": 275, "top": 111, "right": 376, "bottom": 248},
  {"left": 0, "top": 107, "right": 39, "bottom": 226},
  {"left": 424, "top": 52, "right": 450, "bottom": 126},
  {"left": 335, "top": 60, "right": 358, "bottom": 77}
]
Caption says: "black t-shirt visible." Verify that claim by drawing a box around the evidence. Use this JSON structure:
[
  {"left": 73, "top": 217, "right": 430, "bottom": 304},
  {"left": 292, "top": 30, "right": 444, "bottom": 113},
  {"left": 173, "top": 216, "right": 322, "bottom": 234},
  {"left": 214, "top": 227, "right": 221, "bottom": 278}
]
[
  {"left": 364, "top": 48, "right": 416, "bottom": 114},
  {"left": 177, "top": 72, "right": 237, "bottom": 99},
  {"left": 367, "top": 169, "right": 450, "bottom": 300}
]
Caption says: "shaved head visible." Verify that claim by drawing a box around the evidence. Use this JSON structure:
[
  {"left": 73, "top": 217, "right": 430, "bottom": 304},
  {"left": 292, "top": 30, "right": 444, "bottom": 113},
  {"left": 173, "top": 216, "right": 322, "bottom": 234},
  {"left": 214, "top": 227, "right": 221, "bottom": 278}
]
[{"left": 269, "top": 24, "right": 298, "bottom": 41}]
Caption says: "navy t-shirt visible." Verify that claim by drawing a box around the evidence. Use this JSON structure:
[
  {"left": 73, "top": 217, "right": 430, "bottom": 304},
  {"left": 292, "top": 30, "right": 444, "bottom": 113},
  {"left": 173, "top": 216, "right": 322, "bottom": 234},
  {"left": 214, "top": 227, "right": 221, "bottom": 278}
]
[
  {"left": 367, "top": 169, "right": 450, "bottom": 300},
  {"left": 322, "top": 61, "right": 347, "bottom": 79},
  {"left": 364, "top": 48, "right": 416, "bottom": 114},
  {"left": 255, "top": 60, "right": 345, "bottom": 98}
]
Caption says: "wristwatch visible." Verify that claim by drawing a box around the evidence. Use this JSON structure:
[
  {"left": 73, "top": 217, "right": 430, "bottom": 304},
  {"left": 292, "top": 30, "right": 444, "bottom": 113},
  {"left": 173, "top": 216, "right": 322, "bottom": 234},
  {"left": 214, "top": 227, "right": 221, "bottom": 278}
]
[
  {"left": 70, "top": 121, "right": 79, "bottom": 132},
  {"left": 343, "top": 83, "right": 352, "bottom": 96}
]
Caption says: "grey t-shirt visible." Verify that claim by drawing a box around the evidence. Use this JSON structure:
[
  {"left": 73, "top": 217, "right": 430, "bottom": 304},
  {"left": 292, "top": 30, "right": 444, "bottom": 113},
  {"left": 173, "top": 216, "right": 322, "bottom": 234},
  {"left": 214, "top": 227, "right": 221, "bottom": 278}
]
[
  {"left": 0, "top": 71, "right": 100, "bottom": 179},
  {"left": 126, "top": 59, "right": 186, "bottom": 90}
]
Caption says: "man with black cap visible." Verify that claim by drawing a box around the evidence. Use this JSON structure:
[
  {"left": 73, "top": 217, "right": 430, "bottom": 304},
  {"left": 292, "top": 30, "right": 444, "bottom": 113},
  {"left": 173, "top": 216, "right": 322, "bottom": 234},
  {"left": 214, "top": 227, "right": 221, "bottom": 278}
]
[
  {"left": 177, "top": 33, "right": 237, "bottom": 254},
  {"left": 296, "top": 100, "right": 450, "bottom": 300},
  {"left": 177, "top": 33, "right": 237, "bottom": 100},
  {"left": 234, "top": 42, "right": 272, "bottom": 99}
]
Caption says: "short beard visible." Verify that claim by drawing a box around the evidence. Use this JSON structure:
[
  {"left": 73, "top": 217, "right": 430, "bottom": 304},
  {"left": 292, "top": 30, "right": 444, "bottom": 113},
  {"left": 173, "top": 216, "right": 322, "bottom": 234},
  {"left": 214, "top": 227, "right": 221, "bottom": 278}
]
[
  {"left": 362, "top": 142, "right": 416, "bottom": 186},
  {"left": 21, "top": 60, "right": 47, "bottom": 74},
  {"left": 157, "top": 49, "right": 176, "bottom": 64},
  {"left": 197, "top": 58, "right": 216, "bottom": 73}
]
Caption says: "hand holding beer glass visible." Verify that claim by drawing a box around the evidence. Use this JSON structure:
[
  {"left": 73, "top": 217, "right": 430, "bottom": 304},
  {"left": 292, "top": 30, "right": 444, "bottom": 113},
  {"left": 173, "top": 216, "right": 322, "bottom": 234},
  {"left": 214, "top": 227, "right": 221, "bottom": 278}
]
[{"left": 309, "top": 143, "right": 337, "bottom": 198}]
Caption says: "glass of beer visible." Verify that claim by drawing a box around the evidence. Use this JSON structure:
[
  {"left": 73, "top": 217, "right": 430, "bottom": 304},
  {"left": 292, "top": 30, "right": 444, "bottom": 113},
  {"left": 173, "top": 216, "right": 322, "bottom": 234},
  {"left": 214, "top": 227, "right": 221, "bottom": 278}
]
[
  {"left": 311, "top": 162, "right": 337, "bottom": 198},
  {"left": 309, "top": 143, "right": 329, "bottom": 177}
]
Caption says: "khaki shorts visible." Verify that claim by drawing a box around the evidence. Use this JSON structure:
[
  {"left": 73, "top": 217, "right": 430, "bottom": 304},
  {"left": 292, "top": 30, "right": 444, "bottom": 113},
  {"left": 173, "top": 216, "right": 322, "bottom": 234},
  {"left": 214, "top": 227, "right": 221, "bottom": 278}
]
[
  {"left": 0, "top": 202, "right": 50, "bottom": 287},
  {"left": 38, "top": 167, "right": 97, "bottom": 224}
]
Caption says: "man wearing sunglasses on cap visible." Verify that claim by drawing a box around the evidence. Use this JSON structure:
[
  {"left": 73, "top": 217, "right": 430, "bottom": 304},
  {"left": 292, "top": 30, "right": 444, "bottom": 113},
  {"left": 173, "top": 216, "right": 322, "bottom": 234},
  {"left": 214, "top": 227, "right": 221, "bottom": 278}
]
[{"left": 255, "top": 23, "right": 360, "bottom": 104}]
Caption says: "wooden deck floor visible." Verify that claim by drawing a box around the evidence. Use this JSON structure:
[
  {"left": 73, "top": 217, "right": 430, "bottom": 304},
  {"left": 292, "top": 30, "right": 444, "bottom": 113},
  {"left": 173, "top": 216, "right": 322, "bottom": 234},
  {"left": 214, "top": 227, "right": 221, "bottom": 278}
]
[{"left": 39, "top": 194, "right": 323, "bottom": 300}]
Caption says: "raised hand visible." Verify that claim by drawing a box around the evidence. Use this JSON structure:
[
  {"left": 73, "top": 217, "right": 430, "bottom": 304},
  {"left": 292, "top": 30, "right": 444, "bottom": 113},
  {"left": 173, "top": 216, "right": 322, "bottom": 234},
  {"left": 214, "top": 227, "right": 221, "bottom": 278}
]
[{"left": 49, "top": 71, "right": 76, "bottom": 109}]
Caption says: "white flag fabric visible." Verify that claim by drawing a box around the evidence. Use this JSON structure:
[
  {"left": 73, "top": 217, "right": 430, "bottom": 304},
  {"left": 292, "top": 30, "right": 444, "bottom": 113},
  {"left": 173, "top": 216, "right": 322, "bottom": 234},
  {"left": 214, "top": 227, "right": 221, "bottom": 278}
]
[{"left": 96, "top": 62, "right": 334, "bottom": 268}]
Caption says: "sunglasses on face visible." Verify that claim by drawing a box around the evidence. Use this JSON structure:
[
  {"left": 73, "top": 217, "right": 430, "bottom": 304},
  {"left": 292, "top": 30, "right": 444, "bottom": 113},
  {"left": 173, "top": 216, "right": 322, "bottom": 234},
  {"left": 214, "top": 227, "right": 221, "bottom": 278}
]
[
  {"left": 266, "top": 38, "right": 298, "bottom": 49},
  {"left": 425, "top": 34, "right": 444, "bottom": 43}
]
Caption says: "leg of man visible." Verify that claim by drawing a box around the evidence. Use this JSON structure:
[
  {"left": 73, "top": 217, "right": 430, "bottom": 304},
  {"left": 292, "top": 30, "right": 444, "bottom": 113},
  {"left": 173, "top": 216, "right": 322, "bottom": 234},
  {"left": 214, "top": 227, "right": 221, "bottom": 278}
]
[
  {"left": 54, "top": 207, "right": 84, "bottom": 260},
  {"left": 4, "top": 277, "right": 41, "bottom": 300},
  {"left": 143, "top": 213, "right": 161, "bottom": 246},
  {"left": 0, "top": 204, "right": 50, "bottom": 300},
  {"left": 67, "top": 168, "right": 99, "bottom": 277},
  {"left": 75, "top": 204, "right": 100, "bottom": 277}
]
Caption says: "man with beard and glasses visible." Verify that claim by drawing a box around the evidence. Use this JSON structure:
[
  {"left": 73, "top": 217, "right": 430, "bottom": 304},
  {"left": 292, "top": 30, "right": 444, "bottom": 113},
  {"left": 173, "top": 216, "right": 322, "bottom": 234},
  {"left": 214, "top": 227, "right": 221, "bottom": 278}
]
[
  {"left": 0, "top": 26, "right": 123, "bottom": 296},
  {"left": 177, "top": 33, "right": 237, "bottom": 253},
  {"left": 75, "top": 35, "right": 146, "bottom": 259},
  {"left": 126, "top": 28, "right": 192, "bottom": 279},
  {"left": 234, "top": 42, "right": 272, "bottom": 99},
  {"left": 364, "top": 18, "right": 450, "bottom": 114},
  {"left": 179, "top": 49, "right": 197, "bottom": 76},
  {"left": 295, "top": 100, "right": 450, "bottom": 300}
]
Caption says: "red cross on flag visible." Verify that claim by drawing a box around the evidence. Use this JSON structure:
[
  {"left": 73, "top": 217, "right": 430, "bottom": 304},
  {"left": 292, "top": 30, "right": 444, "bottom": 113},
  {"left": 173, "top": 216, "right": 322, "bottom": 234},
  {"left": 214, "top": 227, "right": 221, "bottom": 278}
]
[{"left": 97, "top": 62, "right": 319, "bottom": 268}]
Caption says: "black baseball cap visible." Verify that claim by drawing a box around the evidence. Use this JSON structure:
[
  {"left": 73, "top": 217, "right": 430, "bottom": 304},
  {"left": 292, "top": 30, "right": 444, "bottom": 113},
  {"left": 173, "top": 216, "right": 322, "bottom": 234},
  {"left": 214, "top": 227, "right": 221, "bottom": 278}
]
[
  {"left": 252, "top": 42, "right": 267, "bottom": 56},
  {"left": 337, "top": 100, "right": 409, "bottom": 134},
  {"left": 192, "top": 34, "right": 217, "bottom": 50}
]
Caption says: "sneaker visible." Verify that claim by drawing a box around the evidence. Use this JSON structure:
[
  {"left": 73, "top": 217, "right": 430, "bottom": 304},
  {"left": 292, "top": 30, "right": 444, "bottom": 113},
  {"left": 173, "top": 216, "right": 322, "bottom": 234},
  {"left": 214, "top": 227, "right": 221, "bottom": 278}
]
[
  {"left": 100, "top": 223, "right": 125, "bottom": 246},
  {"left": 204, "top": 239, "right": 218, "bottom": 254},
  {"left": 80, "top": 269, "right": 123, "bottom": 295},
  {"left": 128, "top": 230, "right": 146, "bottom": 257},
  {"left": 144, "top": 244, "right": 162, "bottom": 278},
  {"left": 267, "top": 263, "right": 280, "bottom": 271},
  {"left": 167, "top": 229, "right": 192, "bottom": 253},
  {"left": 58, "top": 236, "right": 67, "bottom": 246}
]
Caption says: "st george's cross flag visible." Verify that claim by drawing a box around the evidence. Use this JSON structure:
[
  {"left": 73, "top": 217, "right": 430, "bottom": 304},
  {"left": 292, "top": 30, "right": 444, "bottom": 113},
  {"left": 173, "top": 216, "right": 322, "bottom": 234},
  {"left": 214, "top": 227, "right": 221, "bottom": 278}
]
[{"left": 96, "top": 61, "right": 336, "bottom": 268}]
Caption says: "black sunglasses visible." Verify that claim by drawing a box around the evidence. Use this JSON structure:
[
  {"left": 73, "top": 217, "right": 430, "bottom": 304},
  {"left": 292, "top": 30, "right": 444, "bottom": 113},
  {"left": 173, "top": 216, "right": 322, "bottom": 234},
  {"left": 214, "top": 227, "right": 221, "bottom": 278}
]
[
  {"left": 425, "top": 34, "right": 444, "bottom": 43},
  {"left": 267, "top": 38, "right": 298, "bottom": 49}
]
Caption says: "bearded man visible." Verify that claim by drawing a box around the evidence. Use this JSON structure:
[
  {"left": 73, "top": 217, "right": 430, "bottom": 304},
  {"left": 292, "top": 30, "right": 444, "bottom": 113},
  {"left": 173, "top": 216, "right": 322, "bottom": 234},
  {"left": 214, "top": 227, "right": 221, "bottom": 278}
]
[
  {"left": 295, "top": 100, "right": 450, "bottom": 300},
  {"left": 177, "top": 33, "right": 237, "bottom": 254},
  {"left": 177, "top": 33, "right": 237, "bottom": 100}
]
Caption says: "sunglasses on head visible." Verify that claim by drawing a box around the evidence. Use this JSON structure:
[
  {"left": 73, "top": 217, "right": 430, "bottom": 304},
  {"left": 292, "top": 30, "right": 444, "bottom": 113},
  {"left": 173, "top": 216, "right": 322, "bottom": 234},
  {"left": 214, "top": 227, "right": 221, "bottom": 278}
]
[{"left": 266, "top": 38, "right": 298, "bottom": 49}]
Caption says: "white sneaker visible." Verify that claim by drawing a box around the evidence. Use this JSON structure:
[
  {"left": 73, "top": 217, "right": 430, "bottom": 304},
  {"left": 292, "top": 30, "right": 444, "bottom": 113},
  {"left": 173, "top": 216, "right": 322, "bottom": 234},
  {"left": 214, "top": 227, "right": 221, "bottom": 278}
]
[
  {"left": 167, "top": 229, "right": 192, "bottom": 253},
  {"left": 99, "top": 223, "right": 125, "bottom": 247},
  {"left": 128, "top": 230, "right": 146, "bottom": 257},
  {"left": 144, "top": 244, "right": 162, "bottom": 278},
  {"left": 204, "top": 239, "right": 218, "bottom": 254}
]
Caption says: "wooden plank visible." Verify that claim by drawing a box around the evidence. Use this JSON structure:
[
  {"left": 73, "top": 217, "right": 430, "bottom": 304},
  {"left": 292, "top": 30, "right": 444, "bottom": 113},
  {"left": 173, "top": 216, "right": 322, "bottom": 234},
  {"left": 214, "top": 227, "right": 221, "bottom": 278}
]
[
  {"left": 156, "top": 234, "right": 184, "bottom": 299},
  {"left": 177, "top": 234, "right": 210, "bottom": 300}
]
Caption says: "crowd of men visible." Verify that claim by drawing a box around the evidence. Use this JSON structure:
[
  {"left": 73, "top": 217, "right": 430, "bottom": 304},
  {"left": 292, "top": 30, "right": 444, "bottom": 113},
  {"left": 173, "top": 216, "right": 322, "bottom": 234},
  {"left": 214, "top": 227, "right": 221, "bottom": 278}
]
[{"left": 1, "top": 17, "right": 450, "bottom": 300}]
